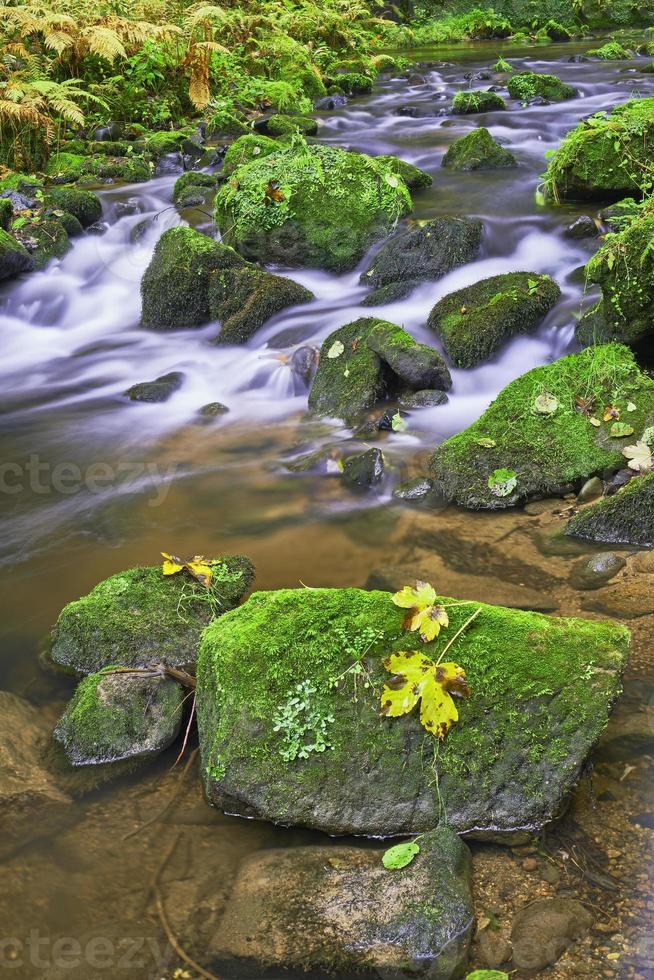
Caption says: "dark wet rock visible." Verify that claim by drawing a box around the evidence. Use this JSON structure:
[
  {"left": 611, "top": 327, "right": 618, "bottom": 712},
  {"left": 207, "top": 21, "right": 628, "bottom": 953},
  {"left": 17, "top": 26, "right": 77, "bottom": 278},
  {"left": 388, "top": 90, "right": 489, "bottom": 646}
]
[
  {"left": 442, "top": 127, "right": 517, "bottom": 171},
  {"left": 452, "top": 90, "right": 507, "bottom": 114},
  {"left": 0, "top": 692, "right": 72, "bottom": 860},
  {"left": 429, "top": 344, "right": 654, "bottom": 510},
  {"left": 92, "top": 121, "right": 123, "bottom": 141},
  {"left": 604, "top": 468, "right": 634, "bottom": 495},
  {"left": 566, "top": 472, "right": 654, "bottom": 547},
  {"left": 393, "top": 104, "right": 422, "bottom": 117},
  {"left": 215, "top": 135, "right": 411, "bottom": 273},
  {"left": 50, "top": 558, "right": 255, "bottom": 674},
  {"left": 392, "top": 476, "right": 434, "bottom": 500},
  {"left": 361, "top": 279, "right": 418, "bottom": 306},
  {"left": 510, "top": 898, "right": 593, "bottom": 971},
  {"left": 196, "top": 587, "right": 627, "bottom": 838},
  {"left": 45, "top": 187, "right": 102, "bottom": 228},
  {"left": 290, "top": 345, "right": 318, "bottom": 386},
  {"left": 54, "top": 671, "right": 184, "bottom": 766},
  {"left": 285, "top": 447, "right": 344, "bottom": 476},
  {"left": 141, "top": 226, "right": 313, "bottom": 337},
  {"left": 342, "top": 448, "right": 384, "bottom": 488},
  {"left": 155, "top": 151, "right": 184, "bottom": 175},
  {"left": 85, "top": 220, "right": 106, "bottom": 236},
  {"left": 581, "top": 579, "right": 654, "bottom": 618},
  {"left": 427, "top": 272, "right": 560, "bottom": 368},
  {"left": 14, "top": 219, "right": 70, "bottom": 269},
  {"left": 400, "top": 388, "right": 449, "bottom": 408},
  {"left": 199, "top": 401, "right": 229, "bottom": 418},
  {"left": 464, "top": 70, "right": 492, "bottom": 81},
  {"left": 361, "top": 216, "right": 482, "bottom": 298},
  {"left": 315, "top": 93, "right": 348, "bottom": 110},
  {"left": 0, "top": 228, "right": 34, "bottom": 280},
  {"left": 124, "top": 371, "right": 184, "bottom": 403},
  {"left": 568, "top": 54, "right": 589, "bottom": 63},
  {"left": 308, "top": 317, "right": 451, "bottom": 423},
  {"left": 476, "top": 929, "right": 512, "bottom": 969},
  {"left": 210, "top": 826, "right": 473, "bottom": 979},
  {"left": 54, "top": 211, "right": 84, "bottom": 237},
  {"left": 507, "top": 71, "right": 577, "bottom": 102},
  {"left": 115, "top": 197, "right": 142, "bottom": 218},
  {"left": 569, "top": 552, "right": 626, "bottom": 590},
  {"left": 565, "top": 215, "right": 598, "bottom": 238}
]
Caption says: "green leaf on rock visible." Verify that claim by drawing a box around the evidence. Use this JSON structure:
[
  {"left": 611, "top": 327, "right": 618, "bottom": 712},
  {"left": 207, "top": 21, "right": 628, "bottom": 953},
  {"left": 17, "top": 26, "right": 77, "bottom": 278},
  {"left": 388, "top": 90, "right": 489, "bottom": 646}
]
[
  {"left": 475, "top": 437, "right": 497, "bottom": 448},
  {"left": 391, "top": 411, "right": 408, "bottom": 432},
  {"left": 609, "top": 422, "right": 635, "bottom": 438},
  {"left": 382, "top": 840, "right": 420, "bottom": 869},
  {"left": 642, "top": 426, "right": 654, "bottom": 446},
  {"left": 488, "top": 468, "right": 518, "bottom": 497},
  {"left": 533, "top": 392, "right": 558, "bottom": 415},
  {"left": 327, "top": 340, "right": 344, "bottom": 359}
]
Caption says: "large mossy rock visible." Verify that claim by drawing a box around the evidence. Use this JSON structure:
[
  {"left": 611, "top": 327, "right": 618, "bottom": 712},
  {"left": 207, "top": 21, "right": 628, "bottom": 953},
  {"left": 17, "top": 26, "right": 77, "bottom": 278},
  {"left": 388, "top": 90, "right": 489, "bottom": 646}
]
[
  {"left": 210, "top": 825, "right": 474, "bottom": 978},
  {"left": 45, "top": 186, "right": 102, "bottom": 228},
  {"left": 196, "top": 587, "right": 629, "bottom": 838},
  {"left": 576, "top": 201, "right": 654, "bottom": 347},
  {"left": 507, "top": 71, "right": 577, "bottom": 102},
  {"left": 428, "top": 344, "right": 654, "bottom": 509},
  {"left": 308, "top": 317, "right": 451, "bottom": 423},
  {"left": 14, "top": 218, "right": 70, "bottom": 269},
  {"left": 427, "top": 272, "right": 561, "bottom": 368},
  {"left": 0, "top": 228, "right": 33, "bottom": 280},
  {"left": 544, "top": 99, "right": 654, "bottom": 201},
  {"left": 141, "top": 226, "right": 312, "bottom": 337},
  {"left": 54, "top": 670, "right": 184, "bottom": 766},
  {"left": 566, "top": 472, "right": 654, "bottom": 547},
  {"left": 452, "top": 91, "right": 506, "bottom": 114},
  {"left": 442, "top": 128, "right": 517, "bottom": 171},
  {"left": 214, "top": 135, "right": 412, "bottom": 272},
  {"left": 360, "top": 216, "right": 483, "bottom": 305},
  {"left": 50, "top": 557, "right": 255, "bottom": 675}
]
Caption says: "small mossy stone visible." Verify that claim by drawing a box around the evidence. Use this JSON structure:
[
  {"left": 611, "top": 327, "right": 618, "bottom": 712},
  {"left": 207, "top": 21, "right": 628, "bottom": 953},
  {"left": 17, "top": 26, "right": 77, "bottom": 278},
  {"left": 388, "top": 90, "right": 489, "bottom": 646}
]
[
  {"left": 267, "top": 114, "right": 318, "bottom": 137},
  {"left": 342, "top": 448, "right": 384, "bottom": 487},
  {"left": 329, "top": 71, "right": 373, "bottom": 95},
  {"left": 0, "top": 228, "right": 34, "bottom": 280},
  {"left": 124, "top": 371, "right": 185, "bottom": 403},
  {"left": 427, "top": 272, "right": 561, "bottom": 368},
  {"left": 366, "top": 319, "right": 452, "bottom": 391},
  {"left": 375, "top": 154, "right": 433, "bottom": 189},
  {"left": 566, "top": 471, "right": 654, "bottom": 547},
  {"left": 361, "top": 216, "right": 483, "bottom": 293},
  {"left": 400, "top": 389, "right": 449, "bottom": 408},
  {"left": 143, "top": 130, "right": 188, "bottom": 158},
  {"left": 45, "top": 187, "right": 102, "bottom": 228},
  {"left": 466, "top": 973, "right": 509, "bottom": 980},
  {"left": 50, "top": 558, "right": 255, "bottom": 675},
  {"left": 54, "top": 211, "right": 84, "bottom": 237},
  {"left": 210, "top": 266, "right": 314, "bottom": 344},
  {"left": 545, "top": 19, "right": 572, "bottom": 41},
  {"left": 428, "top": 344, "right": 654, "bottom": 509},
  {"left": 195, "top": 587, "right": 629, "bottom": 837},
  {"left": 442, "top": 128, "right": 517, "bottom": 171},
  {"left": 222, "top": 134, "right": 279, "bottom": 176},
  {"left": 507, "top": 71, "right": 577, "bottom": 102},
  {"left": 0, "top": 197, "right": 13, "bottom": 230},
  {"left": 569, "top": 552, "right": 627, "bottom": 590},
  {"left": 361, "top": 279, "right": 418, "bottom": 306},
  {"left": 172, "top": 171, "right": 218, "bottom": 203},
  {"left": 54, "top": 670, "right": 184, "bottom": 766},
  {"left": 14, "top": 219, "right": 70, "bottom": 269},
  {"left": 545, "top": 98, "right": 654, "bottom": 201},
  {"left": 199, "top": 401, "right": 229, "bottom": 418},
  {"left": 392, "top": 476, "right": 435, "bottom": 500},
  {"left": 452, "top": 90, "right": 506, "bottom": 114},
  {"left": 215, "top": 135, "right": 412, "bottom": 273},
  {"left": 209, "top": 825, "right": 474, "bottom": 978},
  {"left": 587, "top": 41, "right": 632, "bottom": 59}
]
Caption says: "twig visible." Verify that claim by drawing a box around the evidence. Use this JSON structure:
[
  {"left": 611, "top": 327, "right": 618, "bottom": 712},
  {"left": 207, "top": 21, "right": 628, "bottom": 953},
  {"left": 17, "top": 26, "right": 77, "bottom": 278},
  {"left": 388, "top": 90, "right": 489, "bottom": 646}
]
[
  {"left": 155, "top": 885, "right": 222, "bottom": 980},
  {"left": 173, "top": 693, "right": 197, "bottom": 769},
  {"left": 122, "top": 747, "right": 199, "bottom": 841},
  {"left": 435, "top": 607, "right": 482, "bottom": 666}
]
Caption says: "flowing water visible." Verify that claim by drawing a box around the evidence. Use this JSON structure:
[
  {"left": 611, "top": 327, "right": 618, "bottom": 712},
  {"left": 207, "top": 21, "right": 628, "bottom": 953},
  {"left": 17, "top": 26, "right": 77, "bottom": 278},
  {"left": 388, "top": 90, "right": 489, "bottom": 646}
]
[{"left": 0, "top": 37, "right": 653, "bottom": 979}]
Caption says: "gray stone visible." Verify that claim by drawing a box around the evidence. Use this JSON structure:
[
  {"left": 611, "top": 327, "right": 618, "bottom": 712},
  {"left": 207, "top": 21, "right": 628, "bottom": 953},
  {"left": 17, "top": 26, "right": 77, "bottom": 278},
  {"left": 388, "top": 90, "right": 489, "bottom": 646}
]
[
  {"left": 568, "top": 552, "right": 626, "bottom": 590},
  {"left": 511, "top": 898, "right": 593, "bottom": 971},
  {"left": 124, "top": 371, "right": 184, "bottom": 403},
  {"left": 393, "top": 477, "right": 434, "bottom": 501},
  {"left": 343, "top": 448, "right": 384, "bottom": 487}
]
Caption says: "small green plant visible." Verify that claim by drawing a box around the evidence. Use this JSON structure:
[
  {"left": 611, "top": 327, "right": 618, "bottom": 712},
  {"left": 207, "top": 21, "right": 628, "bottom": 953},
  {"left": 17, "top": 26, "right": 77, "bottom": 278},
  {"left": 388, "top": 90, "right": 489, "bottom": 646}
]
[
  {"left": 488, "top": 468, "right": 517, "bottom": 497},
  {"left": 272, "top": 679, "right": 335, "bottom": 761}
]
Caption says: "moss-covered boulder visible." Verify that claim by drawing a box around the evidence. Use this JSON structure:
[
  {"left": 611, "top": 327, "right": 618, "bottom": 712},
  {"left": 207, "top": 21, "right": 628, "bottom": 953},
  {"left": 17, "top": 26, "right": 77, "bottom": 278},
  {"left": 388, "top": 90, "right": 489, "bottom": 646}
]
[
  {"left": 452, "top": 91, "right": 506, "bottom": 114},
  {"left": 14, "top": 219, "right": 70, "bottom": 269},
  {"left": 196, "top": 587, "right": 629, "bottom": 837},
  {"left": 427, "top": 272, "right": 561, "bottom": 368},
  {"left": 209, "top": 265, "right": 313, "bottom": 344},
  {"left": 360, "top": 216, "right": 483, "bottom": 305},
  {"left": 172, "top": 171, "right": 218, "bottom": 204},
  {"left": 222, "top": 134, "right": 279, "bottom": 176},
  {"left": 328, "top": 71, "right": 373, "bottom": 95},
  {"left": 577, "top": 201, "right": 654, "bottom": 347},
  {"left": 50, "top": 557, "right": 255, "bottom": 675},
  {"left": 587, "top": 41, "right": 633, "bottom": 59},
  {"left": 45, "top": 151, "right": 152, "bottom": 184},
  {"left": 507, "top": 71, "right": 577, "bottom": 102},
  {"left": 214, "top": 135, "right": 412, "bottom": 272},
  {"left": 544, "top": 99, "right": 654, "bottom": 201},
  {"left": 428, "top": 344, "right": 654, "bottom": 509},
  {"left": 45, "top": 187, "right": 102, "bottom": 228},
  {"left": 124, "top": 371, "right": 184, "bottom": 402},
  {"left": 0, "top": 228, "right": 33, "bottom": 280},
  {"left": 442, "top": 128, "right": 517, "bottom": 171},
  {"left": 566, "top": 472, "right": 654, "bottom": 547},
  {"left": 375, "top": 154, "right": 433, "bottom": 189},
  {"left": 210, "top": 825, "right": 474, "bottom": 978},
  {"left": 54, "top": 670, "right": 184, "bottom": 766},
  {"left": 267, "top": 114, "right": 317, "bottom": 137},
  {"left": 308, "top": 318, "right": 451, "bottom": 423}
]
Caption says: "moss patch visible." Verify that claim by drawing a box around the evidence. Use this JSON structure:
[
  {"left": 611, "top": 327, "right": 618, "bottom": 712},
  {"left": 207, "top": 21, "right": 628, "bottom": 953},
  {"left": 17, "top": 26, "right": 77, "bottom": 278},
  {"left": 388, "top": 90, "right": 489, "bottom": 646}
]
[
  {"left": 45, "top": 187, "right": 102, "bottom": 228},
  {"left": 566, "top": 471, "right": 654, "bottom": 547},
  {"left": 428, "top": 344, "right": 654, "bottom": 509},
  {"left": 0, "top": 228, "right": 33, "bottom": 280},
  {"left": 196, "top": 587, "right": 629, "bottom": 837},
  {"left": 428, "top": 272, "right": 561, "bottom": 368},
  {"left": 507, "top": 71, "right": 577, "bottom": 102},
  {"left": 267, "top": 114, "right": 317, "bottom": 137},
  {"left": 452, "top": 91, "right": 506, "bottom": 114},
  {"left": 587, "top": 41, "right": 633, "bottom": 59},
  {"left": 442, "top": 128, "right": 517, "bottom": 171}
]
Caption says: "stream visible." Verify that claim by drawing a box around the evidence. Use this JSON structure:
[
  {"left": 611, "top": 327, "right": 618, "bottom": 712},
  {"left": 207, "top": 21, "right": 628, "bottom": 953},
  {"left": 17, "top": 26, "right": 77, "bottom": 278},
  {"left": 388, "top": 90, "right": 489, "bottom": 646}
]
[{"left": 0, "top": 36, "right": 653, "bottom": 979}]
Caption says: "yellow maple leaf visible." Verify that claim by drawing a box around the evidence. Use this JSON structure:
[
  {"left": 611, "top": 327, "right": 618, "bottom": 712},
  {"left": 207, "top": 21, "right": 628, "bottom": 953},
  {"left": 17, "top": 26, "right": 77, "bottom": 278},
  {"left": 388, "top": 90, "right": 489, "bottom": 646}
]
[
  {"left": 161, "top": 552, "right": 216, "bottom": 588},
  {"left": 392, "top": 581, "right": 449, "bottom": 642},
  {"left": 380, "top": 651, "right": 470, "bottom": 740}
]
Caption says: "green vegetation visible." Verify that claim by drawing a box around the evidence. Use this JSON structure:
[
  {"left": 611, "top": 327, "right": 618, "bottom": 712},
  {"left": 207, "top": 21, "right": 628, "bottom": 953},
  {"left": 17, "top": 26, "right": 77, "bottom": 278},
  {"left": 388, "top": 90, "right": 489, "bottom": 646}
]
[
  {"left": 507, "top": 70, "right": 577, "bottom": 101},
  {"left": 452, "top": 90, "right": 507, "bottom": 114},
  {"left": 587, "top": 40, "right": 633, "bottom": 57},
  {"left": 441, "top": 127, "right": 517, "bottom": 170},
  {"left": 566, "top": 469, "right": 654, "bottom": 546}
]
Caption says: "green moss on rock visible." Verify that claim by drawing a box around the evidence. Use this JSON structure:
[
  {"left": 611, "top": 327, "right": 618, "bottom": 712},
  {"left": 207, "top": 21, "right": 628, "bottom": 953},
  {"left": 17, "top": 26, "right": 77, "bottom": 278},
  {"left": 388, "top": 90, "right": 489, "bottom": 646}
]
[
  {"left": 54, "top": 669, "right": 184, "bottom": 766},
  {"left": 50, "top": 557, "right": 255, "bottom": 674},
  {"left": 222, "top": 134, "right": 279, "bottom": 176},
  {"left": 14, "top": 219, "right": 69, "bottom": 269},
  {"left": 172, "top": 171, "right": 218, "bottom": 203},
  {"left": 452, "top": 91, "right": 507, "bottom": 114},
  {"left": 0, "top": 228, "right": 33, "bottom": 280},
  {"left": 544, "top": 98, "right": 654, "bottom": 201},
  {"left": 0, "top": 198, "right": 13, "bottom": 230},
  {"left": 566, "top": 471, "right": 654, "bottom": 547},
  {"left": 215, "top": 135, "right": 412, "bottom": 273},
  {"left": 507, "top": 71, "right": 577, "bottom": 102},
  {"left": 195, "top": 587, "right": 629, "bottom": 837},
  {"left": 428, "top": 272, "right": 561, "bottom": 368},
  {"left": 210, "top": 265, "right": 313, "bottom": 344},
  {"left": 328, "top": 71, "right": 373, "bottom": 95},
  {"left": 45, "top": 187, "right": 102, "bottom": 228},
  {"left": 587, "top": 41, "right": 633, "bottom": 59},
  {"left": 442, "top": 128, "right": 517, "bottom": 171},
  {"left": 428, "top": 344, "right": 654, "bottom": 509},
  {"left": 375, "top": 154, "right": 433, "bottom": 189},
  {"left": 267, "top": 114, "right": 317, "bottom": 137}
]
